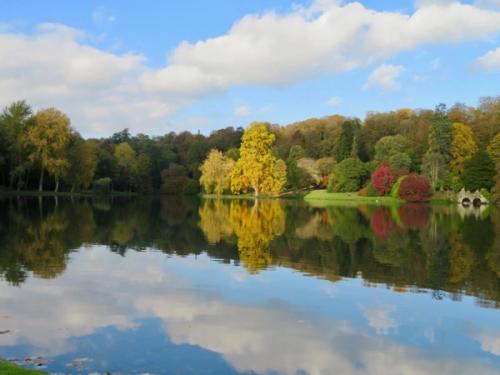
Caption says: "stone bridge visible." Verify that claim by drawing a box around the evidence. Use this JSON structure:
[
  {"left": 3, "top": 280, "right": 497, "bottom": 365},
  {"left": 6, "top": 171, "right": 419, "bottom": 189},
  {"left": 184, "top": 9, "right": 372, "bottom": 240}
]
[{"left": 457, "top": 188, "right": 489, "bottom": 207}]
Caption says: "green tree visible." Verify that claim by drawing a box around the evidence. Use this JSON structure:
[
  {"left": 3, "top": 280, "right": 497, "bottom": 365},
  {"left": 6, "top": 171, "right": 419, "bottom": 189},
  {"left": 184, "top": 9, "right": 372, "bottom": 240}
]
[
  {"left": 428, "top": 104, "right": 453, "bottom": 162},
  {"left": 199, "top": 149, "right": 235, "bottom": 195},
  {"left": 231, "top": 123, "right": 286, "bottom": 196},
  {"left": 389, "top": 152, "right": 412, "bottom": 171},
  {"left": 0, "top": 101, "right": 34, "bottom": 189},
  {"left": 25, "top": 108, "right": 71, "bottom": 192},
  {"left": 374, "top": 135, "right": 410, "bottom": 164},
  {"left": 462, "top": 150, "right": 496, "bottom": 191},
  {"left": 65, "top": 134, "right": 99, "bottom": 192},
  {"left": 328, "top": 157, "right": 367, "bottom": 192},
  {"left": 336, "top": 119, "right": 360, "bottom": 161},
  {"left": 450, "top": 122, "right": 477, "bottom": 174}
]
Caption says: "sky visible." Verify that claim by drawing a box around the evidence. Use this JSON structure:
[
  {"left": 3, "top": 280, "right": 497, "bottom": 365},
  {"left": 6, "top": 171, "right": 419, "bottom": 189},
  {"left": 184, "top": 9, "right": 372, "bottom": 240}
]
[{"left": 1, "top": 0, "right": 500, "bottom": 137}]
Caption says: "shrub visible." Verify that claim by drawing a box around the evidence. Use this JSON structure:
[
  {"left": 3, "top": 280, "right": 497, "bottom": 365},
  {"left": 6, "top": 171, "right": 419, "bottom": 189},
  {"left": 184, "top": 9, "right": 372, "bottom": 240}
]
[
  {"left": 327, "top": 157, "right": 368, "bottom": 193},
  {"left": 371, "top": 162, "right": 396, "bottom": 195},
  {"left": 450, "top": 174, "right": 464, "bottom": 193},
  {"left": 358, "top": 182, "right": 379, "bottom": 197},
  {"left": 398, "top": 174, "right": 432, "bottom": 202},
  {"left": 92, "top": 177, "right": 112, "bottom": 195},
  {"left": 480, "top": 188, "right": 492, "bottom": 202}
]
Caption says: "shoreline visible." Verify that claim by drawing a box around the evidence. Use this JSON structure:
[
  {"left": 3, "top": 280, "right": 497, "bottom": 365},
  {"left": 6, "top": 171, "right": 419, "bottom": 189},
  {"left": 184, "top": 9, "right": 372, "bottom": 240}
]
[{"left": 0, "top": 189, "right": 468, "bottom": 207}]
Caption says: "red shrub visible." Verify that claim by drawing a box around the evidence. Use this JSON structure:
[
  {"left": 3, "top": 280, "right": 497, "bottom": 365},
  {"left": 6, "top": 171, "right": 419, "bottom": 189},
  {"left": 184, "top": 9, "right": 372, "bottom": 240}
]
[
  {"left": 370, "top": 207, "right": 396, "bottom": 240},
  {"left": 371, "top": 162, "right": 396, "bottom": 195},
  {"left": 398, "top": 174, "right": 432, "bottom": 202}
]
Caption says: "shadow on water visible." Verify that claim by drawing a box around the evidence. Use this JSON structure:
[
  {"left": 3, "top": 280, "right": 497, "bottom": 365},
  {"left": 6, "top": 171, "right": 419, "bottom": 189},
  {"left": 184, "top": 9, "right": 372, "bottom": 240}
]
[{"left": 0, "top": 195, "right": 499, "bottom": 307}]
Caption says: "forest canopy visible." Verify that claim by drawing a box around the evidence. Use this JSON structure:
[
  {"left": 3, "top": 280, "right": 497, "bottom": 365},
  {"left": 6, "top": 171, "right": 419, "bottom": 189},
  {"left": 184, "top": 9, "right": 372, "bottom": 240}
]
[{"left": 0, "top": 97, "right": 499, "bottom": 200}]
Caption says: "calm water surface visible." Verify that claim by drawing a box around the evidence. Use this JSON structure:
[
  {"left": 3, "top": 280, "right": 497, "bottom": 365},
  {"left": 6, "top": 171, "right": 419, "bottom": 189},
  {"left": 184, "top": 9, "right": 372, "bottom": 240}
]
[{"left": 0, "top": 197, "right": 499, "bottom": 374}]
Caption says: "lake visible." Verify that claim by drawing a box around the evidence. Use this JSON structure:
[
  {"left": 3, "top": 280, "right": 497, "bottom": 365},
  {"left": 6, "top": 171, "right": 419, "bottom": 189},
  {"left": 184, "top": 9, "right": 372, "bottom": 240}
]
[{"left": 0, "top": 196, "right": 499, "bottom": 374}]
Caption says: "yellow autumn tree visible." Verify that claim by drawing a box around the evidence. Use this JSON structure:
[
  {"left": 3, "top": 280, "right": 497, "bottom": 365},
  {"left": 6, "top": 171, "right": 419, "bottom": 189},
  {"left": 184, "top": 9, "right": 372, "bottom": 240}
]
[
  {"left": 487, "top": 132, "right": 500, "bottom": 166},
  {"left": 229, "top": 200, "right": 285, "bottom": 274},
  {"left": 199, "top": 149, "right": 235, "bottom": 195},
  {"left": 198, "top": 199, "right": 234, "bottom": 244},
  {"left": 230, "top": 123, "right": 286, "bottom": 196},
  {"left": 450, "top": 122, "right": 477, "bottom": 174},
  {"left": 25, "top": 108, "right": 71, "bottom": 192}
]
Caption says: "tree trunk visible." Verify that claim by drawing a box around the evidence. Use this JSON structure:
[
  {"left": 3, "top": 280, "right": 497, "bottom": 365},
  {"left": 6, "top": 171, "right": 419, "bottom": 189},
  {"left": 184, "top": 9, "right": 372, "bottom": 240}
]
[
  {"left": 54, "top": 176, "right": 59, "bottom": 193},
  {"left": 38, "top": 168, "right": 44, "bottom": 192}
]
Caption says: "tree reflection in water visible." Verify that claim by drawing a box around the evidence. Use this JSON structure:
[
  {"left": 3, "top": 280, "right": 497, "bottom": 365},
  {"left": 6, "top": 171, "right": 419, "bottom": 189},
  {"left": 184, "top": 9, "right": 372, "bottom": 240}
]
[{"left": 0, "top": 196, "right": 499, "bottom": 307}]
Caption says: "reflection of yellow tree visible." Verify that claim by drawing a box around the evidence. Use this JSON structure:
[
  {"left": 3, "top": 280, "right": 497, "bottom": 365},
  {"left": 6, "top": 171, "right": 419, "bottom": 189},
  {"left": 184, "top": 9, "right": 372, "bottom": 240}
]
[
  {"left": 448, "top": 232, "right": 475, "bottom": 283},
  {"left": 229, "top": 200, "right": 285, "bottom": 274},
  {"left": 198, "top": 199, "right": 234, "bottom": 244},
  {"left": 17, "top": 211, "right": 69, "bottom": 278}
]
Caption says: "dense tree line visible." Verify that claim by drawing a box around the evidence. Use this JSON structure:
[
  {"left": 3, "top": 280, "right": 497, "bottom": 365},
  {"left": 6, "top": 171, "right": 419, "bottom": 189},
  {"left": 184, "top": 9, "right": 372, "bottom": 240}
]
[{"left": 1, "top": 98, "right": 500, "bottom": 198}]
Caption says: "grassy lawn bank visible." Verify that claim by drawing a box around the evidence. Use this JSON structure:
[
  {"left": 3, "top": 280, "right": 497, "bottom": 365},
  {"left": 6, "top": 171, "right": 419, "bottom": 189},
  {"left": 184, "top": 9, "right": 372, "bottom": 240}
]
[
  {"left": 304, "top": 190, "right": 403, "bottom": 205},
  {"left": 0, "top": 361, "right": 45, "bottom": 374}
]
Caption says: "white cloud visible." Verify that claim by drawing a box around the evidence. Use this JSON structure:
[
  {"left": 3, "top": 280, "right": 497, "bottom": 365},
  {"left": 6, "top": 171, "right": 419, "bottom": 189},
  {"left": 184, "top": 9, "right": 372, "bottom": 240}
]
[
  {"left": 473, "top": 331, "right": 500, "bottom": 356},
  {"left": 142, "top": 1, "right": 500, "bottom": 98},
  {"left": 0, "top": 24, "right": 179, "bottom": 136},
  {"left": 474, "top": 47, "right": 500, "bottom": 70},
  {"left": 361, "top": 304, "right": 399, "bottom": 335},
  {"left": 363, "top": 64, "right": 405, "bottom": 91},
  {"left": 234, "top": 105, "right": 251, "bottom": 117},
  {"left": 2, "top": 1, "right": 500, "bottom": 136},
  {"left": 327, "top": 96, "right": 342, "bottom": 107},
  {"left": 92, "top": 6, "right": 116, "bottom": 25}
]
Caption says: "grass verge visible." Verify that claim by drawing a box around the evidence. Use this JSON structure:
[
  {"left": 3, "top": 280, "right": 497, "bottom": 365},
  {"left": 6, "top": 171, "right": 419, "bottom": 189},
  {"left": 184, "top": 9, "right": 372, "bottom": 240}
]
[
  {"left": 0, "top": 361, "right": 46, "bottom": 374},
  {"left": 304, "top": 190, "right": 403, "bottom": 206}
]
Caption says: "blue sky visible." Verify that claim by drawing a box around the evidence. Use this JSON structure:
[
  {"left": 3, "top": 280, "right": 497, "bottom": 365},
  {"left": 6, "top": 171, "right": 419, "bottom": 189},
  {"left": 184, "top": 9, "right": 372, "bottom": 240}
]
[{"left": 1, "top": 0, "right": 500, "bottom": 137}]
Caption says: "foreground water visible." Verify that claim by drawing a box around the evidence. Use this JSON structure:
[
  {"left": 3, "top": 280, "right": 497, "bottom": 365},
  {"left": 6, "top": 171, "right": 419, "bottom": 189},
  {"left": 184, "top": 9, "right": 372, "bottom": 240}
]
[{"left": 0, "top": 197, "right": 499, "bottom": 374}]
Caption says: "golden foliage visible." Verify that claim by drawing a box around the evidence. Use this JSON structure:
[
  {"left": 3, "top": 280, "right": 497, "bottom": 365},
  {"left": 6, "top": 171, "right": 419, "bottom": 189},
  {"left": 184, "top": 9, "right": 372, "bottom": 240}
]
[
  {"left": 450, "top": 122, "right": 477, "bottom": 174},
  {"left": 198, "top": 199, "right": 234, "bottom": 244},
  {"left": 199, "top": 149, "right": 235, "bottom": 195},
  {"left": 229, "top": 200, "right": 285, "bottom": 274},
  {"left": 230, "top": 123, "right": 286, "bottom": 196},
  {"left": 26, "top": 107, "right": 71, "bottom": 178}
]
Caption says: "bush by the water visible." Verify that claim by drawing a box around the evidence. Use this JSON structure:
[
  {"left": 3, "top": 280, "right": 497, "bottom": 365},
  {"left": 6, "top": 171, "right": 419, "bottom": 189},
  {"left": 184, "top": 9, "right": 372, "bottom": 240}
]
[
  {"left": 398, "top": 174, "right": 432, "bottom": 202},
  {"left": 358, "top": 182, "right": 379, "bottom": 197},
  {"left": 371, "top": 162, "right": 395, "bottom": 195},
  {"left": 327, "top": 158, "right": 368, "bottom": 193}
]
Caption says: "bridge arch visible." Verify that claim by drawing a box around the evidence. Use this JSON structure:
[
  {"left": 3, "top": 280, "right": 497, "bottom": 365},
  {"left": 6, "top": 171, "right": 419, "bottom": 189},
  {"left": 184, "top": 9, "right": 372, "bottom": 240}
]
[{"left": 457, "top": 189, "right": 489, "bottom": 208}]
